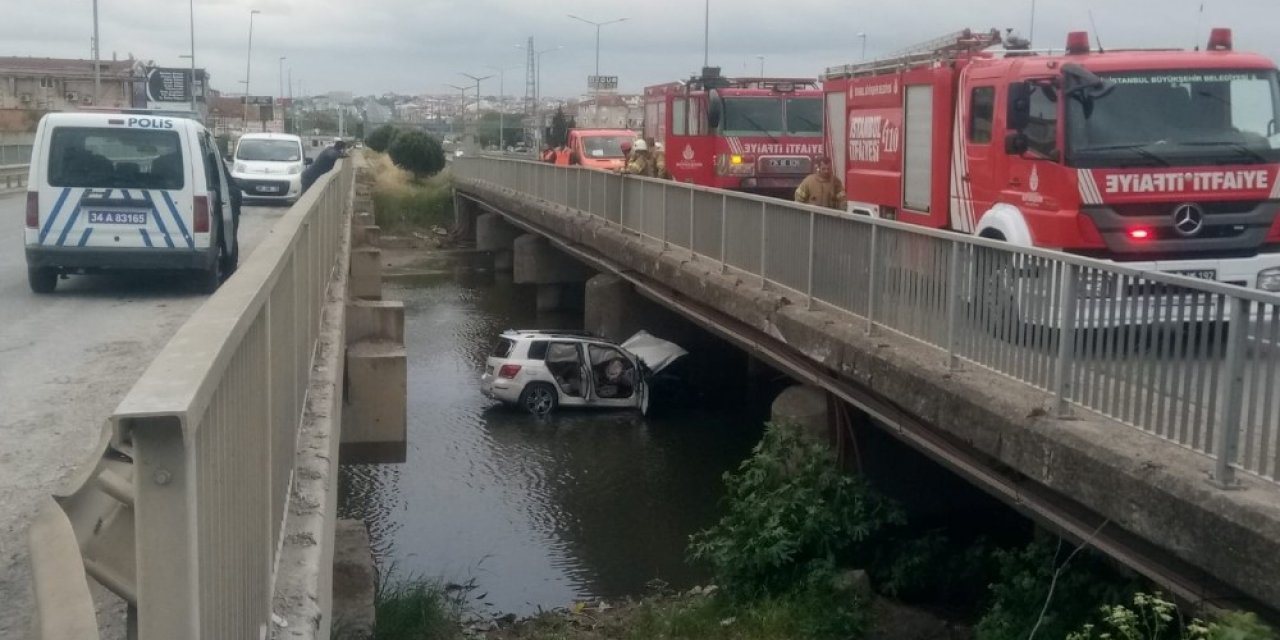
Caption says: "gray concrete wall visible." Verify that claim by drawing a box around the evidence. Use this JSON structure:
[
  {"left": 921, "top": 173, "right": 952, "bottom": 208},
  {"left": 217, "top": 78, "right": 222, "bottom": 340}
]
[{"left": 455, "top": 178, "right": 1280, "bottom": 612}]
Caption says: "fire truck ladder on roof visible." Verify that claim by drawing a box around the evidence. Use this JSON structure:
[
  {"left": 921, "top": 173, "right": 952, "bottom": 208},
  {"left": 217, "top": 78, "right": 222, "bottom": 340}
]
[{"left": 824, "top": 28, "right": 1003, "bottom": 79}]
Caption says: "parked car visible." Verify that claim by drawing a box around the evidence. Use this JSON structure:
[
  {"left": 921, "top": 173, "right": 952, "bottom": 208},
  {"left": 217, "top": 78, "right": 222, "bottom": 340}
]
[{"left": 481, "top": 330, "right": 686, "bottom": 416}]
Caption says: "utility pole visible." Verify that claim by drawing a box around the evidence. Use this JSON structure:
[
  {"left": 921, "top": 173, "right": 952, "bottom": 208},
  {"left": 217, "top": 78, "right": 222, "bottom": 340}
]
[
  {"left": 460, "top": 73, "right": 492, "bottom": 149},
  {"left": 188, "top": 0, "right": 197, "bottom": 114},
  {"left": 242, "top": 9, "right": 260, "bottom": 127},
  {"left": 278, "top": 56, "right": 286, "bottom": 133},
  {"left": 487, "top": 64, "right": 519, "bottom": 149},
  {"left": 756, "top": 55, "right": 765, "bottom": 77},
  {"left": 703, "top": 0, "right": 710, "bottom": 69},
  {"left": 92, "top": 0, "right": 101, "bottom": 104}
]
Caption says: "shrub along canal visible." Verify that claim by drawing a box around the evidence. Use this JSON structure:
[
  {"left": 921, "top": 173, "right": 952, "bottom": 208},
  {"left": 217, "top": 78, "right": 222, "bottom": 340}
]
[{"left": 339, "top": 250, "right": 769, "bottom": 616}]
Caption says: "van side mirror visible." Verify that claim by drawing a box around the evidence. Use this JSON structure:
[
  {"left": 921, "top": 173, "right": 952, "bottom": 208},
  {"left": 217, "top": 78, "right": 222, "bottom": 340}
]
[
  {"left": 304, "top": 157, "right": 314, "bottom": 166},
  {"left": 1005, "top": 132, "right": 1029, "bottom": 155},
  {"left": 1006, "top": 82, "right": 1032, "bottom": 132}
]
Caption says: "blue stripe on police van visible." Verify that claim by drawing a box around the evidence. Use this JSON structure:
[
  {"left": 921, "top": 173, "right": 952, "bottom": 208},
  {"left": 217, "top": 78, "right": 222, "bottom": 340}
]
[
  {"left": 77, "top": 227, "right": 93, "bottom": 247},
  {"left": 38, "top": 187, "right": 73, "bottom": 245},
  {"left": 139, "top": 229, "right": 153, "bottom": 247},
  {"left": 55, "top": 203, "right": 83, "bottom": 247},
  {"left": 141, "top": 191, "right": 176, "bottom": 248},
  {"left": 159, "top": 191, "right": 194, "bottom": 249}
]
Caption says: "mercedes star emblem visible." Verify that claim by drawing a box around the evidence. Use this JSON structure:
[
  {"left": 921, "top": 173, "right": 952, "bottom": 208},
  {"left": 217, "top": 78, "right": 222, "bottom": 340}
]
[{"left": 1172, "top": 204, "right": 1205, "bottom": 237}]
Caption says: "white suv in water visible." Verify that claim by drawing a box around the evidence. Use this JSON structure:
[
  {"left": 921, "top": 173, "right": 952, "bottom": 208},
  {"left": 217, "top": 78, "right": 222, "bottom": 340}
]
[
  {"left": 481, "top": 330, "right": 686, "bottom": 416},
  {"left": 231, "top": 132, "right": 305, "bottom": 203}
]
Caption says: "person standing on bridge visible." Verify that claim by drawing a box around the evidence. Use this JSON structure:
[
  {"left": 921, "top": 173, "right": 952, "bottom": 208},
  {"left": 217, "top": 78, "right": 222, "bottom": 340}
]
[
  {"left": 619, "top": 138, "right": 656, "bottom": 177},
  {"left": 794, "top": 156, "right": 845, "bottom": 210},
  {"left": 301, "top": 139, "right": 347, "bottom": 193}
]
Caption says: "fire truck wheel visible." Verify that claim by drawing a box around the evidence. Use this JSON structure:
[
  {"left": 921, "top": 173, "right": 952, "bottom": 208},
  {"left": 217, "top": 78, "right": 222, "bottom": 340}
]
[{"left": 973, "top": 239, "right": 1025, "bottom": 340}]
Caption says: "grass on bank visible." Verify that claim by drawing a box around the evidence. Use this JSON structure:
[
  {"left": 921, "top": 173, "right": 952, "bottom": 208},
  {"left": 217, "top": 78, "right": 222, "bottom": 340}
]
[
  {"left": 333, "top": 572, "right": 467, "bottom": 640},
  {"left": 365, "top": 150, "right": 454, "bottom": 232}
]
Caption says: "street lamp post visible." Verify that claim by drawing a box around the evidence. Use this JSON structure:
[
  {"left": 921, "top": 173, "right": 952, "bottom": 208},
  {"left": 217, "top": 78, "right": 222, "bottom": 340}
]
[
  {"left": 487, "top": 64, "right": 519, "bottom": 150},
  {"left": 756, "top": 55, "right": 765, "bottom": 77},
  {"left": 704, "top": 0, "right": 710, "bottom": 68},
  {"left": 857, "top": 32, "right": 867, "bottom": 60},
  {"left": 188, "top": 0, "right": 197, "bottom": 114},
  {"left": 278, "top": 56, "right": 286, "bottom": 132},
  {"left": 460, "top": 73, "right": 493, "bottom": 150},
  {"left": 566, "top": 15, "right": 628, "bottom": 80},
  {"left": 242, "top": 9, "right": 261, "bottom": 127},
  {"left": 445, "top": 84, "right": 468, "bottom": 138}
]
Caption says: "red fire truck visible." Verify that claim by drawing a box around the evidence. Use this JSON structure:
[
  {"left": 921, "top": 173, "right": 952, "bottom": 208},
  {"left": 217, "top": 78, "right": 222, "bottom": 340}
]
[
  {"left": 644, "top": 68, "right": 826, "bottom": 196},
  {"left": 821, "top": 28, "right": 1280, "bottom": 293}
]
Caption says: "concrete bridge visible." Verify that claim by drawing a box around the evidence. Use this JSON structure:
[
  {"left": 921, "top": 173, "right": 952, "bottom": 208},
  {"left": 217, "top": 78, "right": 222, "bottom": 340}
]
[{"left": 451, "top": 156, "right": 1280, "bottom": 616}]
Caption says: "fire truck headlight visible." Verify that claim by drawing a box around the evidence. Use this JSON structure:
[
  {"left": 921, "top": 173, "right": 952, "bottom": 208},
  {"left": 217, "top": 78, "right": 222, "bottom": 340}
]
[{"left": 1258, "top": 267, "right": 1280, "bottom": 292}]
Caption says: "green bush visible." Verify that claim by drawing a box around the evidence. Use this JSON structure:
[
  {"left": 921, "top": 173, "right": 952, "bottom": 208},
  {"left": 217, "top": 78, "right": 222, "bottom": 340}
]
[
  {"left": 975, "top": 533, "right": 1138, "bottom": 640},
  {"left": 388, "top": 130, "right": 446, "bottom": 178},
  {"left": 366, "top": 125, "right": 398, "bottom": 153},
  {"left": 688, "top": 422, "right": 904, "bottom": 598},
  {"left": 371, "top": 171, "right": 453, "bottom": 231},
  {"left": 1067, "top": 592, "right": 1275, "bottom": 640}
]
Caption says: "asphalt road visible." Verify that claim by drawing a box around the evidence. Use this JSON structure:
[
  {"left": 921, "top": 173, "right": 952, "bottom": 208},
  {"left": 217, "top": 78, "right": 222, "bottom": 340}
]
[{"left": 0, "top": 193, "right": 292, "bottom": 637}]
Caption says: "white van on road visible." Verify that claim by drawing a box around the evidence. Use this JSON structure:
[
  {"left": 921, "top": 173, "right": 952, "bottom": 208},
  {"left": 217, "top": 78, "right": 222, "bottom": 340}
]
[
  {"left": 231, "top": 132, "right": 305, "bottom": 203},
  {"left": 24, "top": 112, "right": 240, "bottom": 293}
]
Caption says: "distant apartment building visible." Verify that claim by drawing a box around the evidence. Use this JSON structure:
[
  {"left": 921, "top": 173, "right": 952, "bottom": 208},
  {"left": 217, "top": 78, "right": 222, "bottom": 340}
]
[
  {"left": 0, "top": 56, "right": 142, "bottom": 114},
  {"left": 570, "top": 94, "right": 642, "bottom": 130}
]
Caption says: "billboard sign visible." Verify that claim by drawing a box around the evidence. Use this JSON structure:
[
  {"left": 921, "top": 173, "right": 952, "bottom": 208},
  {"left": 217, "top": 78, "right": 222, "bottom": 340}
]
[
  {"left": 146, "top": 68, "right": 193, "bottom": 103},
  {"left": 588, "top": 75, "right": 618, "bottom": 91},
  {"left": 247, "top": 95, "right": 274, "bottom": 106}
]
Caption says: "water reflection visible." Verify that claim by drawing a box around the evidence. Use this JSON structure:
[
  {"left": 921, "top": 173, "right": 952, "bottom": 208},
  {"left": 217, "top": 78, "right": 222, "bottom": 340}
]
[{"left": 339, "top": 254, "right": 765, "bottom": 615}]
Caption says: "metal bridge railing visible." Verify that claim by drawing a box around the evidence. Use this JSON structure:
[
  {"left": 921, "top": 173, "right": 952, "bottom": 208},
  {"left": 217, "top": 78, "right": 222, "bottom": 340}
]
[
  {"left": 1, "top": 163, "right": 29, "bottom": 194},
  {"left": 455, "top": 156, "right": 1280, "bottom": 488},
  {"left": 95, "top": 160, "right": 353, "bottom": 639}
]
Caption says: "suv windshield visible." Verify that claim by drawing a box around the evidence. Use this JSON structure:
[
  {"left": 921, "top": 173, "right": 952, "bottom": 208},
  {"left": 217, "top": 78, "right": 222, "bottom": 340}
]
[
  {"left": 580, "top": 136, "right": 630, "bottom": 159},
  {"left": 1067, "top": 69, "right": 1280, "bottom": 167},
  {"left": 236, "top": 139, "right": 302, "bottom": 162},
  {"left": 785, "top": 98, "right": 823, "bottom": 136},
  {"left": 47, "top": 127, "right": 184, "bottom": 190}
]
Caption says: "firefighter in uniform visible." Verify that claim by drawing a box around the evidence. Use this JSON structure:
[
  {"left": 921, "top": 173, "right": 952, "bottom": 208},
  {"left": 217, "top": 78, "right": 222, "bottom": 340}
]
[
  {"left": 652, "top": 141, "right": 669, "bottom": 179},
  {"left": 794, "top": 156, "right": 845, "bottom": 210},
  {"left": 619, "top": 138, "right": 656, "bottom": 177}
]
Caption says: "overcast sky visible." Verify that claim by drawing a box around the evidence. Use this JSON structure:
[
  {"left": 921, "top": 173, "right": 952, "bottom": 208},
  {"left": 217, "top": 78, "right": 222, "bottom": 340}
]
[{"left": 4, "top": 0, "right": 1280, "bottom": 100}]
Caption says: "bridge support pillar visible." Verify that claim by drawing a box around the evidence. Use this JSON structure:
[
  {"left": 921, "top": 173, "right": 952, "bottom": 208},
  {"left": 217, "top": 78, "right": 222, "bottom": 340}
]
[
  {"left": 771, "top": 385, "right": 830, "bottom": 444},
  {"left": 350, "top": 247, "right": 383, "bottom": 300},
  {"left": 585, "top": 273, "right": 701, "bottom": 344},
  {"left": 476, "top": 213, "right": 521, "bottom": 273},
  {"left": 514, "top": 234, "right": 593, "bottom": 312},
  {"left": 453, "top": 191, "right": 479, "bottom": 241},
  {"left": 343, "top": 300, "right": 407, "bottom": 463}
]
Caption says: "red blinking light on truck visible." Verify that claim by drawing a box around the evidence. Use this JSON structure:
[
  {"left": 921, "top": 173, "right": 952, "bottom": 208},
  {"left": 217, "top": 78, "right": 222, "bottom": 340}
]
[
  {"left": 1065, "top": 31, "right": 1091, "bottom": 55},
  {"left": 1207, "top": 28, "right": 1233, "bottom": 52}
]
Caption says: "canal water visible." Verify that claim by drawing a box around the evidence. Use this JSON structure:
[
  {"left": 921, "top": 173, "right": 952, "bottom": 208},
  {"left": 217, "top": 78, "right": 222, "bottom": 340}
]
[{"left": 339, "top": 251, "right": 767, "bottom": 615}]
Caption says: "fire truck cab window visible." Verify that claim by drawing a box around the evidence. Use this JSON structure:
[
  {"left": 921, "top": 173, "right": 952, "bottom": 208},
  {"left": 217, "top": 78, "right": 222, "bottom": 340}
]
[
  {"left": 689, "top": 97, "right": 707, "bottom": 135},
  {"left": 721, "top": 98, "right": 784, "bottom": 136},
  {"left": 1024, "top": 84, "right": 1059, "bottom": 158},
  {"left": 968, "top": 87, "right": 996, "bottom": 143},
  {"left": 785, "top": 98, "right": 824, "bottom": 136},
  {"left": 672, "top": 98, "right": 688, "bottom": 136}
]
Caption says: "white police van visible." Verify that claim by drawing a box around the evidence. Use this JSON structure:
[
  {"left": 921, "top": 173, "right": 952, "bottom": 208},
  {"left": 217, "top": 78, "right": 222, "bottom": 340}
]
[{"left": 24, "top": 111, "right": 240, "bottom": 293}]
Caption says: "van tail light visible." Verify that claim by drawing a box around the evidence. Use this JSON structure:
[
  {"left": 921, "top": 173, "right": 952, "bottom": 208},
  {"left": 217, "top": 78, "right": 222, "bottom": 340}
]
[
  {"left": 25, "top": 192, "right": 38, "bottom": 228},
  {"left": 193, "top": 195, "right": 210, "bottom": 233},
  {"left": 498, "top": 364, "right": 522, "bottom": 379}
]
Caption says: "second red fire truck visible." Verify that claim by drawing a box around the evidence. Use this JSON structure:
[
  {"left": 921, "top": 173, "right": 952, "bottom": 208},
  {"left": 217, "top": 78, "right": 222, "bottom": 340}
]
[
  {"left": 821, "top": 27, "right": 1280, "bottom": 292},
  {"left": 644, "top": 69, "right": 826, "bottom": 197}
]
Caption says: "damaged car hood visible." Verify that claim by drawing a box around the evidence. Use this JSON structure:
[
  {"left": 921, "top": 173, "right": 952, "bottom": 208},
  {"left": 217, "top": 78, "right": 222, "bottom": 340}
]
[{"left": 621, "top": 331, "right": 687, "bottom": 374}]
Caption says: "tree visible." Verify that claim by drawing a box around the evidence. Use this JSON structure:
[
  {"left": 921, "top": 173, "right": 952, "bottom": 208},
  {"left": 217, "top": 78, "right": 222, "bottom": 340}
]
[
  {"left": 388, "top": 130, "right": 445, "bottom": 179},
  {"left": 549, "top": 106, "right": 569, "bottom": 147},
  {"left": 366, "top": 125, "right": 399, "bottom": 153}
]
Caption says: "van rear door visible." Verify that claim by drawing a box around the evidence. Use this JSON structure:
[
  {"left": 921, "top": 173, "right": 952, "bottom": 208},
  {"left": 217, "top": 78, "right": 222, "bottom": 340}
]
[{"left": 37, "top": 119, "right": 195, "bottom": 251}]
